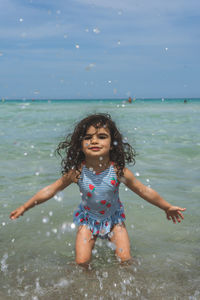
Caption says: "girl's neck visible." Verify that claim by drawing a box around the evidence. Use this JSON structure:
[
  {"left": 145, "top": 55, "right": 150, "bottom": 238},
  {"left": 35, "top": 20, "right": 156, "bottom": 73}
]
[{"left": 85, "top": 157, "right": 111, "bottom": 173}]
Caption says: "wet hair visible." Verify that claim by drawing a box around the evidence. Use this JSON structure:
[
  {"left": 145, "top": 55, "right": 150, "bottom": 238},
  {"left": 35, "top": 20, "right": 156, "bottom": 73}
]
[{"left": 56, "top": 113, "right": 136, "bottom": 178}]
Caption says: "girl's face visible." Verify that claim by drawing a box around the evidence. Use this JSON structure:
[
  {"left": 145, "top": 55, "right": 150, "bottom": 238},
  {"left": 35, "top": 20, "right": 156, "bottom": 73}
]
[{"left": 81, "top": 125, "right": 112, "bottom": 159}]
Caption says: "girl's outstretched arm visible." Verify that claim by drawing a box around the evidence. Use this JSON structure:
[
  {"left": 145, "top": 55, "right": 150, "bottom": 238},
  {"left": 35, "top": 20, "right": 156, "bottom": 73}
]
[
  {"left": 122, "top": 168, "right": 186, "bottom": 224},
  {"left": 10, "top": 170, "right": 75, "bottom": 220}
]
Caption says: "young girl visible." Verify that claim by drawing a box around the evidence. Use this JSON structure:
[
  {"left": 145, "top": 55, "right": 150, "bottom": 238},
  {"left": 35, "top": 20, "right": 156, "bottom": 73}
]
[{"left": 10, "top": 113, "right": 186, "bottom": 265}]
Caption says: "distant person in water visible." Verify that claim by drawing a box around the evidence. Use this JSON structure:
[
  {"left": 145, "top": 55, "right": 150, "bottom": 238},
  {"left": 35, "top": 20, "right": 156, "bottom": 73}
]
[
  {"left": 128, "top": 97, "right": 132, "bottom": 103},
  {"left": 184, "top": 99, "right": 188, "bottom": 103},
  {"left": 10, "top": 113, "right": 186, "bottom": 266}
]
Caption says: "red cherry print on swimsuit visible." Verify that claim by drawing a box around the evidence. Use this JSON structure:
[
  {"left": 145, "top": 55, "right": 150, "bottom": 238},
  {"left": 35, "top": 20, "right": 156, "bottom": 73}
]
[
  {"left": 99, "top": 210, "right": 105, "bottom": 215},
  {"left": 80, "top": 218, "right": 84, "bottom": 222},
  {"left": 87, "top": 184, "right": 95, "bottom": 197},
  {"left": 118, "top": 198, "right": 123, "bottom": 207},
  {"left": 121, "top": 213, "right": 125, "bottom": 218},
  {"left": 95, "top": 221, "right": 100, "bottom": 225},
  {"left": 100, "top": 200, "right": 106, "bottom": 205},
  {"left": 105, "top": 221, "right": 108, "bottom": 226},
  {"left": 75, "top": 212, "right": 80, "bottom": 217},
  {"left": 89, "top": 184, "right": 95, "bottom": 191},
  {"left": 84, "top": 206, "right": 90, "bottom": 210},
  {"left": 111, "top": 178, "right": 116, "bottom": 186},
  {"left": 107, "top": 203, "right": 111, "bottom": 208}
]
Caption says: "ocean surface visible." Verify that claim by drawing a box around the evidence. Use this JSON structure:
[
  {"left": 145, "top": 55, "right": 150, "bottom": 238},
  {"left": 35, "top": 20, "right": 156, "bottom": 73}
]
[{"left": 0, "top": 98, "right": 200, "bottom": 299}]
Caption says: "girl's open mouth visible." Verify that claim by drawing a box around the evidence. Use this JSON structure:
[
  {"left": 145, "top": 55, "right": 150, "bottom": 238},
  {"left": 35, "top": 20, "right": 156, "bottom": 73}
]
[{"left": 89, "top": 147, "right": 101, "bottom": 151}]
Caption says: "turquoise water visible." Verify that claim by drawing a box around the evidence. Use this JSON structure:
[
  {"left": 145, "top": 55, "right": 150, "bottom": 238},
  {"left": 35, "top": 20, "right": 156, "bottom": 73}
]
[{"left": 0, "top": 99, "right": 200, "bottom": 299}]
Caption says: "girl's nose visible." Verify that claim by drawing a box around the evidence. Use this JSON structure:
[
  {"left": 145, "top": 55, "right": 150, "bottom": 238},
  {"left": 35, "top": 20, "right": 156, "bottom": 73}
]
[{"left": 91, "top": 135, "right": 98, "bottom": 143}]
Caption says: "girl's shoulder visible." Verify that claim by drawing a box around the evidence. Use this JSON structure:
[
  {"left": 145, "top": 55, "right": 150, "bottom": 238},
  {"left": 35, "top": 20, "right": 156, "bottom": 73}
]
[
  {"left": 62, "top": 167, "right": 82, "bottom": 184},
  {"left": 72, "top": 164, "right": 83, "bottom": 183},
  {"left": 110, "top": 161, "right": 120, "bottom": 180}
]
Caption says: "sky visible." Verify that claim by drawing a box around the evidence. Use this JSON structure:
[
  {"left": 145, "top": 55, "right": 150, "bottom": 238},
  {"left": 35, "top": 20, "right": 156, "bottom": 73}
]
[{"left": 0, "top": 0, "right": 200, "bottom": 99}]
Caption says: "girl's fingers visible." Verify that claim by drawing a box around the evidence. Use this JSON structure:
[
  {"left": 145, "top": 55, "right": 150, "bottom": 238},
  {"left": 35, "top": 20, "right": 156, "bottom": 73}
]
[
  {"left": 177, "top": 211, "right": 184, "bottom": 219},
  {"left": 180, "top": 207, "right": 186, "bottom": 211},
  {"left": 171, "top": 216, "right": 176, "bottom": 224},
  {"left": 166, "top": 214, "right": 171, "bottom": 220},
  {"left": 10, "top": 210, "right": 21, "bottom": 219}
]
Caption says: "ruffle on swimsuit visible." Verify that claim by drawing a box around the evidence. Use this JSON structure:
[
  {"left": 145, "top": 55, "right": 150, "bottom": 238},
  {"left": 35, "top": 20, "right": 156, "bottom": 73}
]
[{"left": 73, "top": 163, "right": 126, "bottom": 237}]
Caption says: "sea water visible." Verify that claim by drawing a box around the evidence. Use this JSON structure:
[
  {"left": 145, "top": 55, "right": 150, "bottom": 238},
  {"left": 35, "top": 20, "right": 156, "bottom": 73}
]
[{"left": 0, "top": 98, "right": 199, "bottom": 299}]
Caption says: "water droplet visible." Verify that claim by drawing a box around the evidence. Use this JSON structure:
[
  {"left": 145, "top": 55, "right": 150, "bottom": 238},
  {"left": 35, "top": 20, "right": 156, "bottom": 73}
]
[
  {"left": 92, "top": 249, "right": 98, "bottom": 255},
  {"left": 113, "top": 141, "right": 118, "bottom": 146},
  {"left": 99, "top": 156, "right": 103, "bottom": 161},
  {"left": 108, "top": 232, "right": 114, "bottom": 238},
  {"left": 123, "top": 137, "right": 128, "bottom": 142},
  {"left": 42, "top": 217, "right": 49, "bottom": 224},
  {"left": 85, "top": 63, "right": 96, "bottom": 71},
  {"left": 102, "top": 271, "right": 108, "bottom": 278},
  {"left": 35, "top": 172, "right": 40, "bottom": 176},
  {"left": 49, "top": 211, "right": 53, "bottom": 216},
  {"left": 71, "top": 223, "right": 76, "bottom": 229},
  {"left": 93, "top": 27, "right": 100, "bottom": 34},
  {"left": 24, "top": 152, "right": 28, "bottom": 156},
  {"left": 75, "top": 44, "right": 80, "bottom": 49},
  {"left": 135, "top": 172, "right": 140, "bottom": 177},
  {"left": 106, "top": 241, "right": 116, "bottom": 250},
  {"left": 117, "top": 40, "right": 121, "bottom": 45},
  {"left": 19, "top": 18, "right": 24, "bottom": 22}
]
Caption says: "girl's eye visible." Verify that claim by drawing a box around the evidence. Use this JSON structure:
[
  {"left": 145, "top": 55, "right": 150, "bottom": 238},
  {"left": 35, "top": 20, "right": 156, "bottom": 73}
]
[
  {"left": 99, "top": 135, "right": 108, "bottom": 139},
  {"left": 84, "top": 136, "right": 91, "bottom": 140}
]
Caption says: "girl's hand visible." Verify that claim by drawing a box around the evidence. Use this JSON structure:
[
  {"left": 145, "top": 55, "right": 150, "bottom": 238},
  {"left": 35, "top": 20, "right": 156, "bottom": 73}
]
[
  {"left": 10, "top": 206, "right": 26, "bottom": 220},
  {"left": 165, "top": 206, "right": 186, "bottom": 224}
]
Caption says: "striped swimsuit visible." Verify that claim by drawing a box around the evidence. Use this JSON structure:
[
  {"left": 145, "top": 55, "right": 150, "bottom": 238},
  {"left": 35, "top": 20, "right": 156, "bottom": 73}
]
[{"left": 73, "top": 163, "right": 126, "bottom": 237}]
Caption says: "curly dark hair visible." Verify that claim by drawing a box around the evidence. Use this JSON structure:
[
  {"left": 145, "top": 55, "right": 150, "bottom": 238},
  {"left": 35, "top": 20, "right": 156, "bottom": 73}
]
[{"left": 56, "top": 113, "right": 136, "bottom": 178}]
